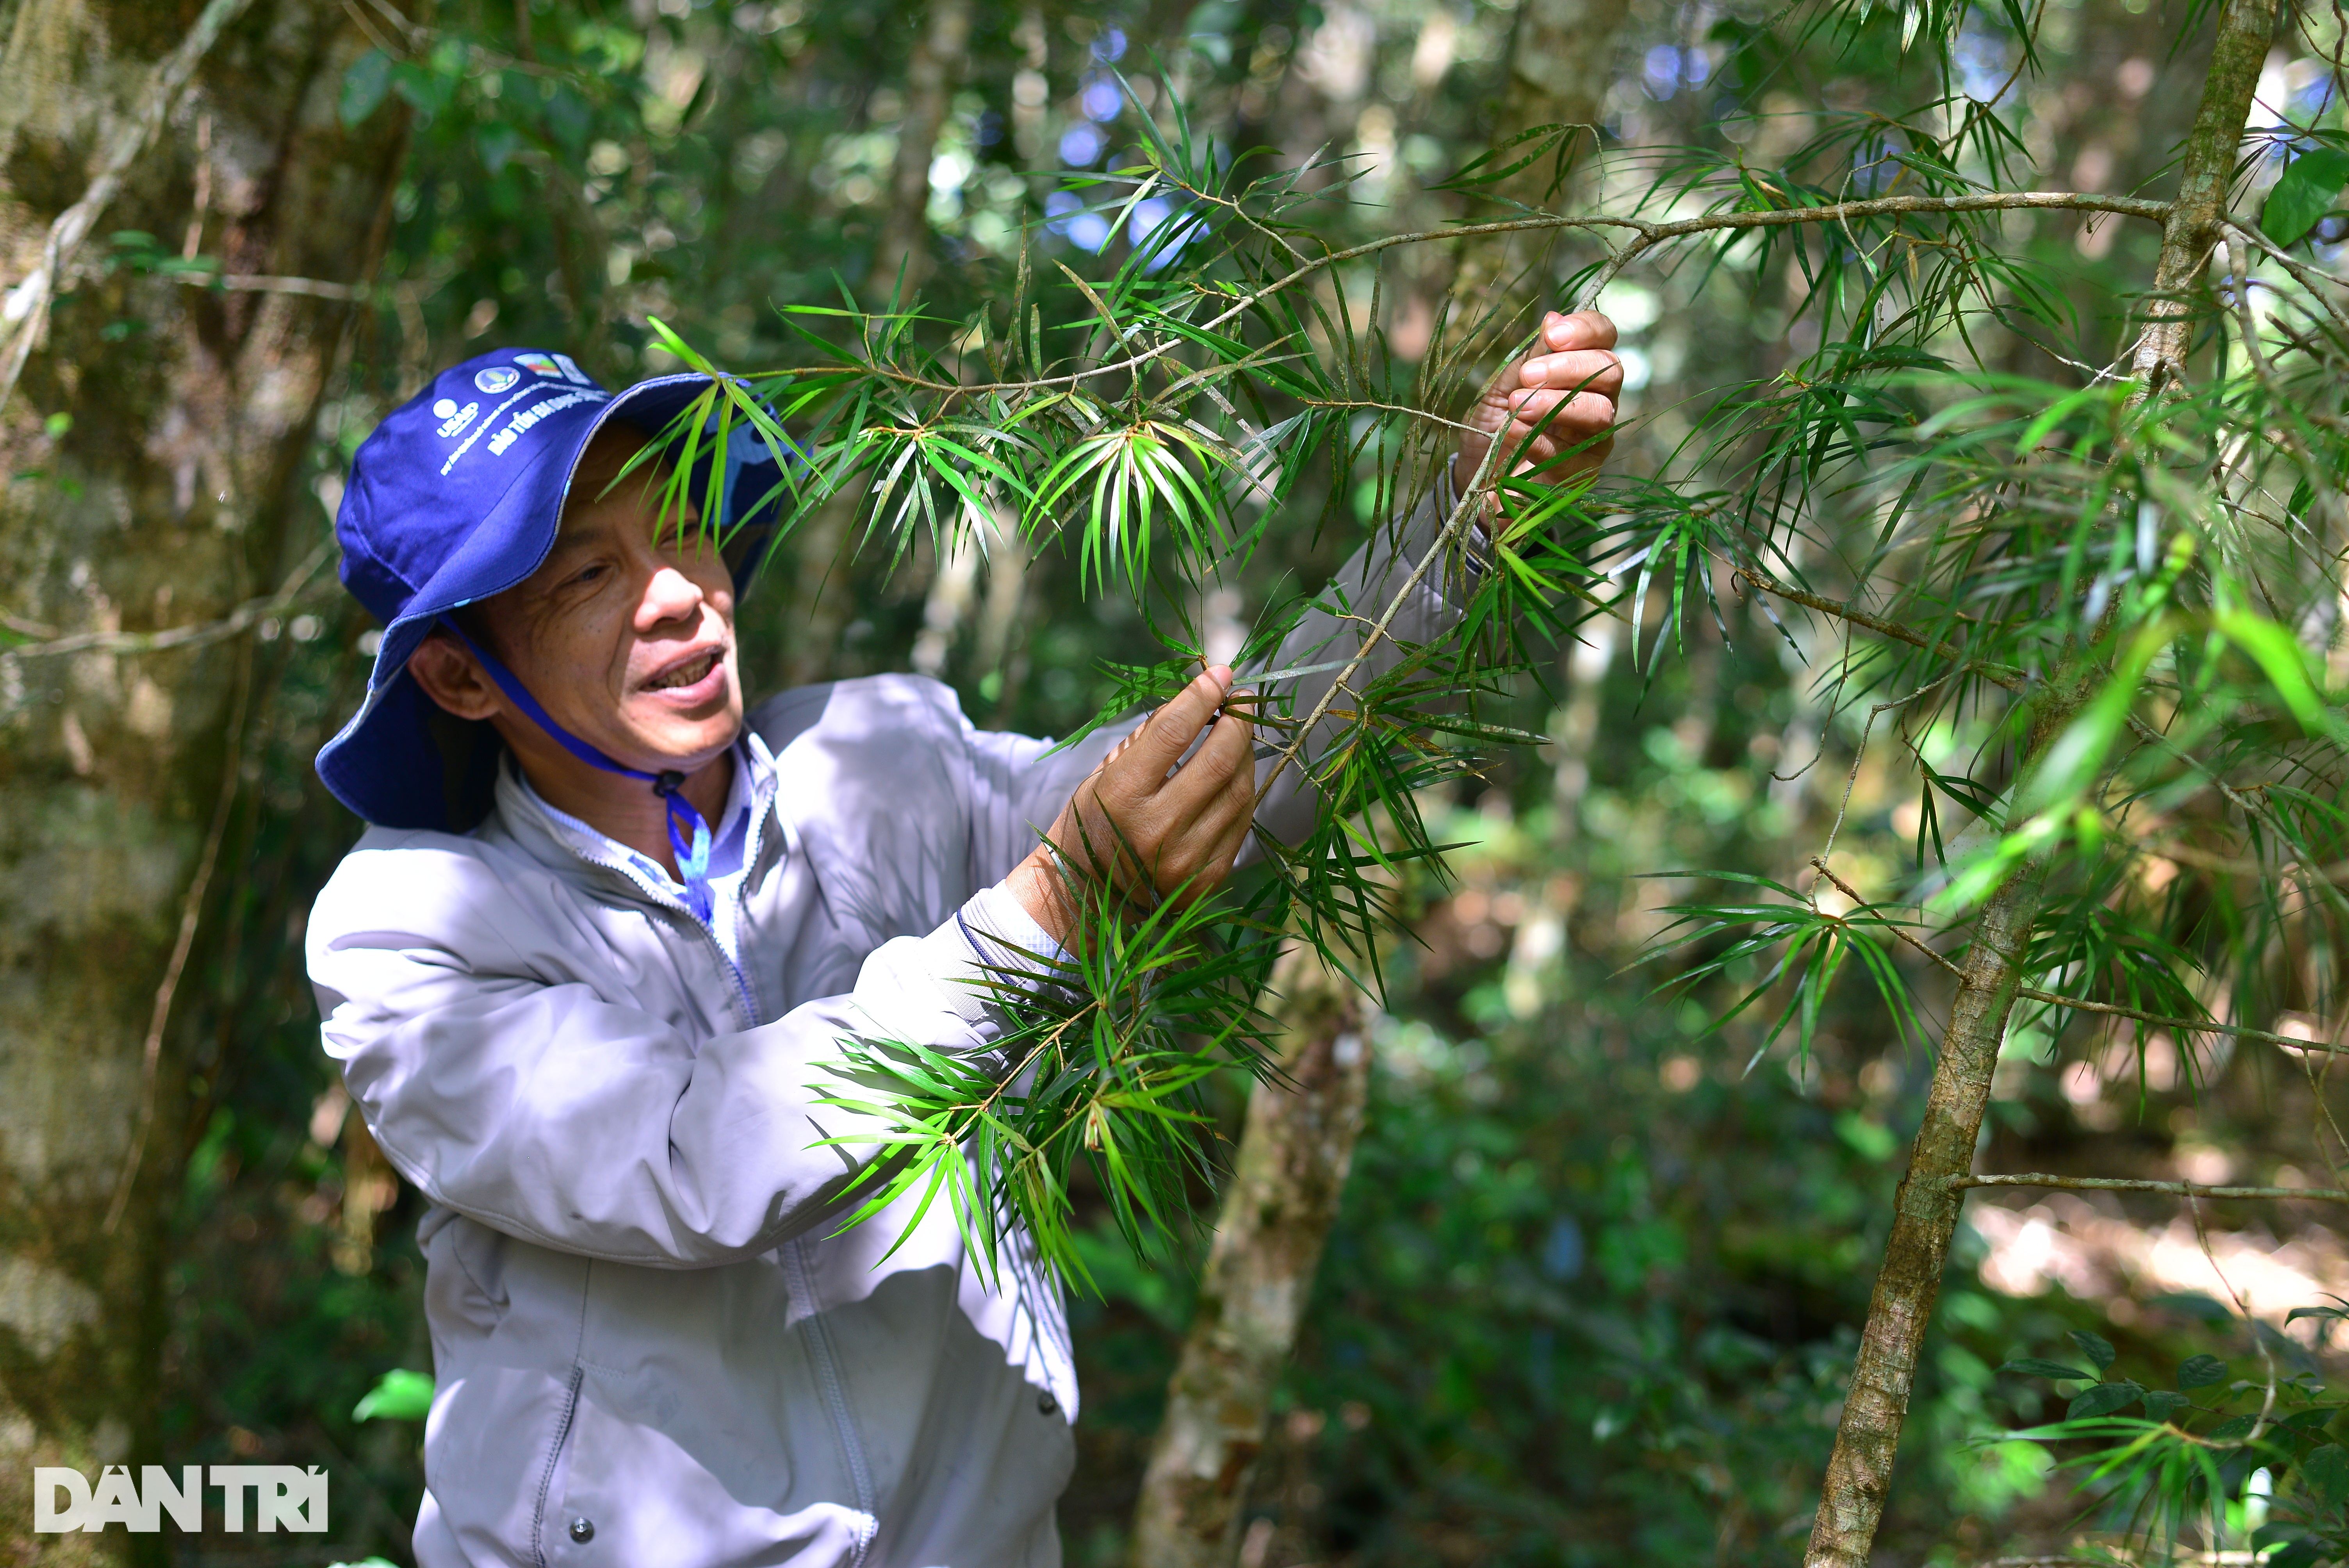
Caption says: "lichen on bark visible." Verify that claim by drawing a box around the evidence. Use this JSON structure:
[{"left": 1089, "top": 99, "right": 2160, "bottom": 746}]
[{"left": 0, "top": 2, "right": 406, "bottom": 1556}]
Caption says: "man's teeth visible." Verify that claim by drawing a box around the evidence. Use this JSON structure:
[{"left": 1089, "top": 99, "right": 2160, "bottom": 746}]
[{"left": 649, "top": 652, "right": 720, "bottom": 691}]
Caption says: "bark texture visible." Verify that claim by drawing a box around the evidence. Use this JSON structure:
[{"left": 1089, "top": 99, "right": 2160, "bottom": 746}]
[
  {"left": 0, "top": 2, "right": 405, "bottom": 1557},
  {"left": 1449, "top": 0, "right": 1633, "bottom": 330},
  {"left": 1802, "top": 4, "right": 2281, "bottom": 1559},
  {"left": 1127, "top": 945, "right": 1371, "bottom": 1568},
  {"left": 2128, "top": 0, "right": 2282, "bottom": 393}
]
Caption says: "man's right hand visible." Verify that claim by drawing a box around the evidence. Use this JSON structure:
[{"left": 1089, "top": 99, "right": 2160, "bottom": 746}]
[{"left": 1005, "top": 665, "right": 1258, "bottom": 947}]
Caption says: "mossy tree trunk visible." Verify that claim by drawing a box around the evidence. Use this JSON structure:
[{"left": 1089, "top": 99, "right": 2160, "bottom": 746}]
[
  {"left": 0, "top": 1, "right": 406, "bottom": 1556},
  {"left": 1448, "top": 0, "right": 1634, "bottom": 336},
  {"left": 1128, "top": 943, "right": 1370, "bottom": 1568}
]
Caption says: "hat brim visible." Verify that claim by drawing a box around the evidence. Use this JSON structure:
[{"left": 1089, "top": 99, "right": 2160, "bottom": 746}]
[{"left": 316, "top": 372, "right": 796, "bottom": 832}]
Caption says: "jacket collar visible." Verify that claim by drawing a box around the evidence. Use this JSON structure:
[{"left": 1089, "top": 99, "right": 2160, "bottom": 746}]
[{"left": 481, "top": 728, "right": 795, "bottom": 908}]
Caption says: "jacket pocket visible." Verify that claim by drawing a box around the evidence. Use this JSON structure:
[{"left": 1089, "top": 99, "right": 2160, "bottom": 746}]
[{"left": 553, "top": 1387, "right": 866, "bottom": 1566}]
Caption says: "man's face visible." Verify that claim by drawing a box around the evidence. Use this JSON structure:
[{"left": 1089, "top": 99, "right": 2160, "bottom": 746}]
[{"left": 471, "top": 427, "right": 743, "bottom": 772}]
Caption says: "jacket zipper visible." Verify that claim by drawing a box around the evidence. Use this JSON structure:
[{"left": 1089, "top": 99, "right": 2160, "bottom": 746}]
[
  {"left": 781, "top": 1239, "right": 878, "bottom": 1564},
  {"left": 539, "top": 786, "right": 771, "bottom": 1031},
  {"left": 531, "top": 1365, "right": 586, "bottom": 1566}
]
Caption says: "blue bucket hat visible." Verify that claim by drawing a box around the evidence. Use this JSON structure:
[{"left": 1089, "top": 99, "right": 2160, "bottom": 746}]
[{"left": 315, "top": 347, "right": 791, "bottom": 845}]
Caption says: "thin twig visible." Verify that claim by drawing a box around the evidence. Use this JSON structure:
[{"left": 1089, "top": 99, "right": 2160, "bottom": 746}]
[
  {"left": 1950, "top": 1172, "right": 2349, "bottom": 1201},
  {"left": 2186, "top": 1187, "right": 2279, "bottom": 1453},
  {"left": 0, "top": 0, "right": 255, "bottom": 417},
  {"left": 1810, "top": 858, "right": 1964, "bottom": 978},
  {"left": 1799, "top": 854, "right": 2345, "bottom": 1050},
  {"left": 2220, "top": 219, "right": 2349, "bottom": 338},
  {"left": 1578, "top": 191, "right": 2165, "bottom": 315},
  {"left": 205, "top": 273, "right": 371, "bottom": 301},
  {"left": 2, "top": 539, "right": 334, "bottom": 659},
  {"left": 2010, "top": 984, "right": 2347, "bottom": 1055},
  {"left": 100, "top": 589, "right": 258, "bottom": 1234},
  {"left": 1254, "top": 328, "right": 1546, "bottom": 805},
  {"left": 1733, "top": 565, "right": 2028, "bottom": 690},
  {"left": 1817, "top": 673, "right": 1961, "bottom": 867}
]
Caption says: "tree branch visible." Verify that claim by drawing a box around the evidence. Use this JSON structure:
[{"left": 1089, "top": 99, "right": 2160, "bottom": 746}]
[
  {"left": 2221, "top": 219, "right": 2349, "bottom": 339},
  {"left": 0, "top": 0, "right": 255, "bottom": 416},
  {"left": 1805, "top": 858, "right": 2345, "bottom": 1054},
  {"left": 1252, "top": 320, "right": 1544, "bottom": 806},
  {"left": 784, "top": 192, "right": 2170, "bottom": 403},
  {"left": 206, "top": 272, "right": 370, "bottom": 301},
  {"left": 1734, "top": 565, "right": 2026, "bottom": 690},
  {"left": 2012, "top": 985, "right": 2345, "bottom": 1055},
  {"left": 1951, "top": 1172, "right": 2349, "bottom": 1201},
  {"left": 1580, "top": 192, "right": 2169, "bottom": 309},
  {"left": 1810, "top": 859, "right": 1964, "bottom": 977},
  {"left": 1, "top": 540, "right": 334, "bottom": 659}
]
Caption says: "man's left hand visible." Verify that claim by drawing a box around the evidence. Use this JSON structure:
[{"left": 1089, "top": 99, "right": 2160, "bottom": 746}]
[{"left": 1453, "top": 309, "right": 1622, "bottom": 500}]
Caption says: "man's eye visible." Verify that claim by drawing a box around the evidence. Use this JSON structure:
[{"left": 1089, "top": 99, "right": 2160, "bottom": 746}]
[{"left": 569, "top": 563, "right": 608, "bottom": 587}]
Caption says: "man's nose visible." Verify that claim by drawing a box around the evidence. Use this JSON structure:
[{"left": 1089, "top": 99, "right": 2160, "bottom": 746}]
[{"left": 638, "top": 563, "right": 706, "bottom": 629}]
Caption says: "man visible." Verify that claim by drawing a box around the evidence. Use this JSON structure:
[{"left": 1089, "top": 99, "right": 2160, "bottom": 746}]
[{"left": 308, "top": 312, "right": 1619, "bottom": 1566}]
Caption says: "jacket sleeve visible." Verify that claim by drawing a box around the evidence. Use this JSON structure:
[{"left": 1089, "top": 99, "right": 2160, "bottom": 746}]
[
  {"left": 956, "top": 483, "right": 1475, "bottom": 884},
  {"left": 309, "top": 834, "right": 1059, "bottom": 1269},
  {"left": 1241, "top": 481, "right": 1472, "bottom": 848}
]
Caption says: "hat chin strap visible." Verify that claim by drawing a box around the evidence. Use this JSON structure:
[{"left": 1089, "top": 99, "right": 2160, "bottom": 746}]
[{"left": 439, "top": 618, "right": 716, "bottom": 921}]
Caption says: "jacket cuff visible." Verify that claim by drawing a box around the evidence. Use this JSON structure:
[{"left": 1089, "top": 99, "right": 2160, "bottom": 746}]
[{"left": 956, "top": 882, "right": 1069, "bottom": 976}]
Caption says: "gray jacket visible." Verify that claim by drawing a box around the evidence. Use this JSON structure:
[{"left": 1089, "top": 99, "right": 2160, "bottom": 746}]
[{"left": 307, "top": 495, "right": 1467, "bottom": 1568}]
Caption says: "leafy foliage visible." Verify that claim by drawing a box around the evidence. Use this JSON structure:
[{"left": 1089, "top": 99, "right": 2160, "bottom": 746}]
[{"left": 1997, "top": 1312, "right": 2349, "bottom": 1565}]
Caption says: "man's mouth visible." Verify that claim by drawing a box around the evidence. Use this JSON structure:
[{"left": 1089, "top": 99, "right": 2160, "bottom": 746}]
[{"left": 645, "top": 648, "right": 724, "bottom": 692}]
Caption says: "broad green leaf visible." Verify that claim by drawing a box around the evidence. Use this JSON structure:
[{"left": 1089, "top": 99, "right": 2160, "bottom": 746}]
[
  {"left": 2067, "top": 1329, "right": 2117, "bottom": 1374},
  {"left": 2304, "top": 1443, "right": 2349, "bottom": 1508},
  {"left": 2215, "top": 608, "right": 2347, "bottom": 739},
  {"left": 2175, "top": 1354, "right": 2228, "bottom": 1389},
  {"left": 339, "top": 50, "right": 393, "bottom": 128},
  {"left": 2066, "top": 1380, "right": 2145, "bottom": 1419},
  {"left": 2015, "top": 624, "right": 2169, "bottom": 818},
  {"left": 2261, "top": 146, "right": 2349, "bottom": 246}
]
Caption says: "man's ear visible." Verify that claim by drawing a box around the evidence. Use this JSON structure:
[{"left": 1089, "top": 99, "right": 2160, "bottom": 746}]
[{"left": 408, "top": 630, "right": 503, "bottom": 721}]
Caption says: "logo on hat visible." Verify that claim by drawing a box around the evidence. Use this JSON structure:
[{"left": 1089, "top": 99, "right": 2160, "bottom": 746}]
[
  {"left": 552, "top": 353, "right": 593, "bottom": 386},
  {"left": 514, "top": 352, "right": 563, "bottom": 378},
  {"left": 432, "top": 398, "right": 479, "bottom": 438},
  {"left": 475, "top": 366, "right": 521, "bottom": 394}
]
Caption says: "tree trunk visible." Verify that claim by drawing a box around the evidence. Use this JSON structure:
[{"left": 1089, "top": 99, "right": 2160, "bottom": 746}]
[
  {"left": 1801, "top": 3, "right": 2282, "bottom": 1559},
  {"left": 778, "top": 0, "right": 973, "bottom": 690},
  {"left": 1449, "top": 0, "right": 1634, "bottom": 331},
  {"left": 1128, "top": 944, "right": 1371, "bottom": 1568},
  {"left": 0, "top": 1, "right": 406, "bottom": 1557},
  {"left": 866, "top": 0, "right": 973, "bottom": 302}
]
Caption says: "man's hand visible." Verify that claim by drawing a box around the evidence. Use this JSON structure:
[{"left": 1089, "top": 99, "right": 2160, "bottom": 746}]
[
  {"left": 1006, "top": 666, "right": 1257, "bottom": 947},
  {"left": 1453, "top": 309, "right": 1622, "bottom": 501}
]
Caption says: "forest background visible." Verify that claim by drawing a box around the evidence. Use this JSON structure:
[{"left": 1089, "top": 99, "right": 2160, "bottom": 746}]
[{"left": 2, "top": 0, "right": 2346, "bottom": 1563}]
